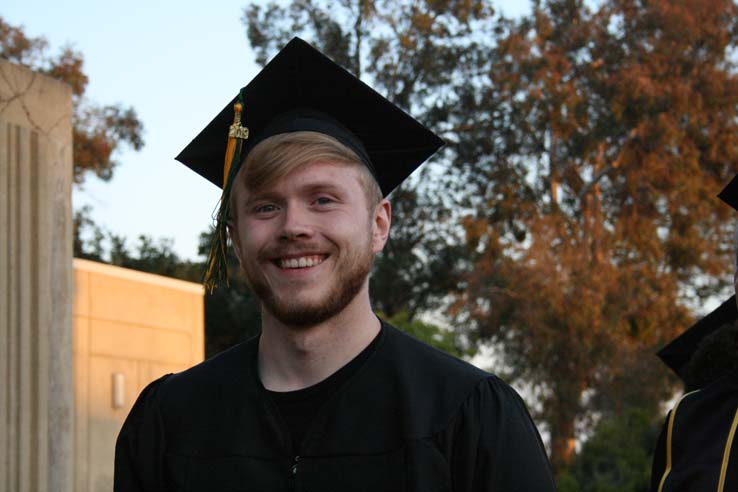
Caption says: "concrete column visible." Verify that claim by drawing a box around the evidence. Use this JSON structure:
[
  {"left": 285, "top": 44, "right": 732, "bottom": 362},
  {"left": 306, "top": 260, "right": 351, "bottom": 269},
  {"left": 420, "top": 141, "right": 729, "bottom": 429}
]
[{"left": 0, "top": 60, "right": 74, "bottom": 492}]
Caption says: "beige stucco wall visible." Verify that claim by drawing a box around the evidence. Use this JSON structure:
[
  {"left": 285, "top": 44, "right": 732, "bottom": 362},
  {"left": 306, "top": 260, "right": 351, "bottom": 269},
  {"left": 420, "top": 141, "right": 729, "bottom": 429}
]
[
  {"left": 1, "top": 59, "right": 74, "bottom": 492},
  {"left": 73, "top": 259, "right": 204, "bottom": 492}
]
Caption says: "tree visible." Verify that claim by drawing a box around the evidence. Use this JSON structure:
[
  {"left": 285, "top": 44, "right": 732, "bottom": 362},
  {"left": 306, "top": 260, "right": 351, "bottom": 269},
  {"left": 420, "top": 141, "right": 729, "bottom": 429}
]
[
  {"left": 74, "top": 205, "right": 107, "bottom": 262},
  {"left": 74, "top": 206, "right": 203, "bottom": 280},
  {"left": 557, "top": 408, "right": 662, "bottom": 492},
  {"left": 0, "top": 16, "right": 144, "bottom": 184},
  {"left": 454, "top": 0, "right": 738, "bottom": 469}
]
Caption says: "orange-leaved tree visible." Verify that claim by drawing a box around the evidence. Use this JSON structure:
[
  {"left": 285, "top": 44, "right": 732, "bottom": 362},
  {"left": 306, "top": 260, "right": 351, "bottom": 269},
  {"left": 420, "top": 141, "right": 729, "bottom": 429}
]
[{"left": 453, "top": 0, "right": 738, "bottom": 470}]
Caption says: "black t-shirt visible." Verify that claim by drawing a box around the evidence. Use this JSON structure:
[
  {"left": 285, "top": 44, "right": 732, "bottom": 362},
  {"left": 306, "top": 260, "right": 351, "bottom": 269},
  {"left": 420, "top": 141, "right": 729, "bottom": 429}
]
[{"left": 266, "top": 329, "right": 382, "bottom": 449}]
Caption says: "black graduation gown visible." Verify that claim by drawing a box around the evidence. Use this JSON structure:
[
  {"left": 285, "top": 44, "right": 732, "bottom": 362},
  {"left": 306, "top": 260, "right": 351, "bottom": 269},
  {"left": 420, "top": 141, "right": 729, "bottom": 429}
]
[
  {"left": 651, "top": 371, "right": 738, "bottom": 492},
  {"left": 115, "top": 323, "right": 555, "bottom": 491}
]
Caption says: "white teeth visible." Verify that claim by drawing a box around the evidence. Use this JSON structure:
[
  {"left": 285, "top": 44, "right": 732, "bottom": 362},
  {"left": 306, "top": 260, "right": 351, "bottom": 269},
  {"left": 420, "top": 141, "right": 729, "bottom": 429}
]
[{"left": 279, "top": 256, "right": 324, "bottom": 269}]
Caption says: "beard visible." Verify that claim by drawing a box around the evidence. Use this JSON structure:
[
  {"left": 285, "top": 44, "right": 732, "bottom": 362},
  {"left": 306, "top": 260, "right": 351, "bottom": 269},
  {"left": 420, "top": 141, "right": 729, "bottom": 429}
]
[{"left": 244, "top": 237, "right": 374, "bottom": 328}]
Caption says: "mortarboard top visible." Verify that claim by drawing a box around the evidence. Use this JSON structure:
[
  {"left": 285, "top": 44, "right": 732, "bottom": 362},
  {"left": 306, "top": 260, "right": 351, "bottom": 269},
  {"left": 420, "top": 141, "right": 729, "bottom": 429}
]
[
  {"left": 175, "top": 37, "right": 444, "bottom": 197},
  {"left": 657, "top": 295, "right": 738, "bottom": 382},
  {"left": 718, "top": 172, "right": 738, "bottom": 212}
]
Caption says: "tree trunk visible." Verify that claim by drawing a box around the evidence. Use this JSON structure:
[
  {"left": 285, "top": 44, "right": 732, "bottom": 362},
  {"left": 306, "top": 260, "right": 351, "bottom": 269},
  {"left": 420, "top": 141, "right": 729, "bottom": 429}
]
[
  {"left": 549, "top": 415, "right": 577, "bottom": 474},
  {"left": 549, "top": 129, "right": 559, "bottom": 207}
]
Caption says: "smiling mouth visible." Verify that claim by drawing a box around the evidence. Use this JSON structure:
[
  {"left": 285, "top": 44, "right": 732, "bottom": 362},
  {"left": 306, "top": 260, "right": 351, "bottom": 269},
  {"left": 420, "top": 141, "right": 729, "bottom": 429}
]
[{"left": 275, "top": 254, "right": 328, "bottom": 270}]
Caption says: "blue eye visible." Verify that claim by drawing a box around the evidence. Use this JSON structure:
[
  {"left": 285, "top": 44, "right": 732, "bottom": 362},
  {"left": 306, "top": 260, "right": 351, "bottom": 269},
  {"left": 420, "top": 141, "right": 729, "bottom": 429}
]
[
  {"left": 315, "top": 197, "right": 334, "bottom": 205},
  {"left": 255, "top": 204, "right": 278, "bottom": 213}
]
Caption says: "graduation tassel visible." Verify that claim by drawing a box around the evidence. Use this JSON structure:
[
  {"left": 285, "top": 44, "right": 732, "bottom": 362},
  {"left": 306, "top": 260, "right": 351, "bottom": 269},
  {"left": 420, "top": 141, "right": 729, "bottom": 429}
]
[
  {"left": 222, "top": 102, "right": 249, "bottom": 187},
  {"left": 203, "top": 97, "right": 249, "bottom": 293}
]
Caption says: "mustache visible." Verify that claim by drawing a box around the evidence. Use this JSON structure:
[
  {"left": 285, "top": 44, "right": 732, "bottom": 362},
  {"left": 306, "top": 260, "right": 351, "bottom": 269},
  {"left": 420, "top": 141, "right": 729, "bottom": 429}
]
[{"left": 262, "top": 242, "right": 331, "bottom": 259}]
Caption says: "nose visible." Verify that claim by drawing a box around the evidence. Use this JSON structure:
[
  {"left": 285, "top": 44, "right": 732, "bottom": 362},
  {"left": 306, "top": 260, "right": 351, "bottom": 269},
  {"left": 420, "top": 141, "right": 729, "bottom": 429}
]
[{"left": 278, "top": 203, "right": 314, "bottom": 241}]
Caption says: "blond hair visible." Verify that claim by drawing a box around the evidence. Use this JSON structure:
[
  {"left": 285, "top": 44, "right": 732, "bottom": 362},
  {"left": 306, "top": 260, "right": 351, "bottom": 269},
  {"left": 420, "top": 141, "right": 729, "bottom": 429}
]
[{"left": 230, "top": 131, "right": 382, "bottom": 217}]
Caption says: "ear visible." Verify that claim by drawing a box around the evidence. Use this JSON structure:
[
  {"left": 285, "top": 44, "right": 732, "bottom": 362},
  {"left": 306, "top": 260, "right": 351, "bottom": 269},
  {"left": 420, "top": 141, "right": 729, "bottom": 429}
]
[
  {"left": 371, "top": 199, "right": 391, "bottom": 254},
  {"left": 227, "top": 222, "right": 243, "bottom": 267}
]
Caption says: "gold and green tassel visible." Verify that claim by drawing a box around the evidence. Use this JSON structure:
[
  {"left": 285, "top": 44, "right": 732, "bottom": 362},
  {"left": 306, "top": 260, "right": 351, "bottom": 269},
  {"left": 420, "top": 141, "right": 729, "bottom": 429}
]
[{"left": 203, "top": 92, "right": 249, "bottom": 293}]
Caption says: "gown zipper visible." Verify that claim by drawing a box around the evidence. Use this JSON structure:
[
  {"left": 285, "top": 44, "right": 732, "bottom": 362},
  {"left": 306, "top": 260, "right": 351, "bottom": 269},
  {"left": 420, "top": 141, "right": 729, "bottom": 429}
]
[{"left": 291, "top": 455, "right": 301, "bottom": 491}]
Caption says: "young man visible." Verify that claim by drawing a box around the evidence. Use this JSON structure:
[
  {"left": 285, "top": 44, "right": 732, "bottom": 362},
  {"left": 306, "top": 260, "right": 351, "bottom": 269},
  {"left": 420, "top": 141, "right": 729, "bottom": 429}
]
[{"left": 115, "top": 38, "right": 555, "bottom": 491}]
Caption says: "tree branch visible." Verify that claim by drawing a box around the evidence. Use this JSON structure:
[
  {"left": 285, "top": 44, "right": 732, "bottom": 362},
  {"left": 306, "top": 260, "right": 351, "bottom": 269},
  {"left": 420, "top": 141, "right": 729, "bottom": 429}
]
[{"left": 577, "top": 163, "right": 616, "bottom": 202}]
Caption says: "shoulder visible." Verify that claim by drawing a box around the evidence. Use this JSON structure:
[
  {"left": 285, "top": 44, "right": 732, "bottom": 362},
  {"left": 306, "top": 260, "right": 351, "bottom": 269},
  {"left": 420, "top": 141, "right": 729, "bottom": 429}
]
[
  {"left": 445, "top": 375, "right": 555, "bottom": 490},
  {"left": 678, "top": 371, "right": 738, "bottom": 409},
  {"left": 704, "top": 369, "right": 738, "bottom": 395},
  {"left": 455, "top": 374, "right": 540, "bottom": 435},
  {"left": 378, "top": 325, "right": 556, "bottom": 488},
  {"left": 673, "top": 371, "right": 738, "bottom": 429},
  {"left": 153, "top": 336, "right": 260, "bottom": 410},
  {"left": 373, "top": 323, "right": 511, "bottom": 435},
  {"left": 380, "top": 322, "right": 489, "bottom": 381}
]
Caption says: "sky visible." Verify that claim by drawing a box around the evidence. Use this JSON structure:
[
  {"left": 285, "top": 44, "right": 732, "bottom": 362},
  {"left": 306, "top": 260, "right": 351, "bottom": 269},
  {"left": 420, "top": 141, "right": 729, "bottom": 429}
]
[{"left": 4, "top": 0, "right": 530, "bottom": 261}]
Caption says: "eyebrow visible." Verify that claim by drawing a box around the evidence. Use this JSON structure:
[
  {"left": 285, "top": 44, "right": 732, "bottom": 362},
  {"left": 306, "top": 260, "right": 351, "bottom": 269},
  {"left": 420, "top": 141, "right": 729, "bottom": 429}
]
[
  {"left": 247, "top": 181, "right": 350, "bottom": 202},
  {"left": 298, "top": 182, "right": 349, "bottom": 196}
]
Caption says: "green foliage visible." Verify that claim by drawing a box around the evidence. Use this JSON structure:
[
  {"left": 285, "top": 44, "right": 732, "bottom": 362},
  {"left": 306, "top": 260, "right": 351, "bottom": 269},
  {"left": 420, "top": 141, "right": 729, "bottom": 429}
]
[
  {"left": 74, "top": 206, "right": 199, "bottom": 280},
  {"left": 74, "top": 205, "right": 107, "bottom": 262},
  {"left": 381, "top": 311, "right": 473, "bottom": 358},
  {"left": 558, "top": 408, "right": 662, "bottom": 492},
  {"left": 0, "top": 16, "right": 144, "bottom": 184}
]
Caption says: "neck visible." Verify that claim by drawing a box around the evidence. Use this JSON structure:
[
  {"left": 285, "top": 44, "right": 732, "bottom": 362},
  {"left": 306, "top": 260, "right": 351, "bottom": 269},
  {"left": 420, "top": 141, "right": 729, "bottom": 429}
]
[{"left": 257, "top": 285, "right": 380, "bottom": 392}]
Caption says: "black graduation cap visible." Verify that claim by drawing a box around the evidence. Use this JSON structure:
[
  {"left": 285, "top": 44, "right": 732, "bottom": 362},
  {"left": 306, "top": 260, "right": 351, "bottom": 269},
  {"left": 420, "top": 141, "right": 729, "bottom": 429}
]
[
  {"left": 175, "top": 37, "right": 444, "bottom": 197},
  {"left": 718, "top": 172, "right": 738, "bottom": 211},
  {"left": 657, "top": 295, "right": 738, "bottom": 382},
  {"left": 656, "top": 173, "right": 738, "bottom": 380}
]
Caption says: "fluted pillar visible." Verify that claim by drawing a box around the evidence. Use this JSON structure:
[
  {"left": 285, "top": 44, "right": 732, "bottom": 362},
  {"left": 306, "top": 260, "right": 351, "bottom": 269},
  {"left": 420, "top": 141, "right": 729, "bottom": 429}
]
[{"left": 0, "top": 60, "right": 74, "bottom": 492}]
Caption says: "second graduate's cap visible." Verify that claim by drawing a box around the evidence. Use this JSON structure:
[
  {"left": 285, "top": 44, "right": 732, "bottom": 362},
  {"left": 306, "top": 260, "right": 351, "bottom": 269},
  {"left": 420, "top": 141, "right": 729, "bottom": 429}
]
[
  {"left": 718, "top": 172, "right": 738, "bottom": 211},
  {"left": 657, "top": 295, "right": 738, "bottom": 382},
  {"left": 175, "top": 37, "right": 444, "bottom": 291}
]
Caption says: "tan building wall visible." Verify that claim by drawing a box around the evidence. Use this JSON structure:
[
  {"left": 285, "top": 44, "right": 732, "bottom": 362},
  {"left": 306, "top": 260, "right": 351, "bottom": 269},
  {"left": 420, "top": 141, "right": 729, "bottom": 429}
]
[{"left": 73, "top": 259, "right": 204, "bottom": 492}]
